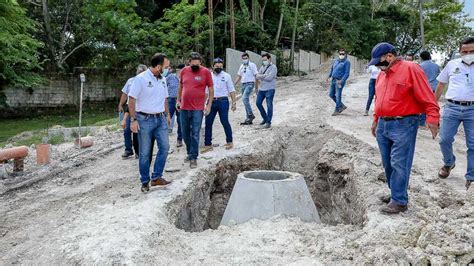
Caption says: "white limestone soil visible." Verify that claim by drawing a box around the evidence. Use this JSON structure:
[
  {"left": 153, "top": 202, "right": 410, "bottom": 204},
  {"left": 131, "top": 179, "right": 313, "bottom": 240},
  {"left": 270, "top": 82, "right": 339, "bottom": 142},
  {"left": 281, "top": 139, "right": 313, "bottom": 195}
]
[{"left": 0, "top": 73, "right": 472, "bottom": 264}]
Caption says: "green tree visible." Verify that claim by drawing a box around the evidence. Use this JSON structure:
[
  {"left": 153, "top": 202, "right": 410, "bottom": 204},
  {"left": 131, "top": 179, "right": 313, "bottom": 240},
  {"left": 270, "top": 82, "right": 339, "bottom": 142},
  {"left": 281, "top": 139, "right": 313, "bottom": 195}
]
[
  {"left": 424, "top": 0, "right": 473, "bottom": 55},
  {"left": 155, "top": 0, "right": 209, "bottom": 62},
  {"left": 0, "top": 0, "right": 43, "bottom": 87},
  {"left": 81, "top": 0, "right": 145, "bottom": 68}
]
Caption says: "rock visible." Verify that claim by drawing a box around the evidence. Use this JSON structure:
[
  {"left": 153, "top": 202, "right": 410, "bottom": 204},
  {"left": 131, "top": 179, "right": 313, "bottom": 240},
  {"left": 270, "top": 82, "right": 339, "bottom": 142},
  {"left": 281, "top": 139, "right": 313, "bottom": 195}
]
[{"left": 165, "top": 168, "right": 181, "bottom": 173}]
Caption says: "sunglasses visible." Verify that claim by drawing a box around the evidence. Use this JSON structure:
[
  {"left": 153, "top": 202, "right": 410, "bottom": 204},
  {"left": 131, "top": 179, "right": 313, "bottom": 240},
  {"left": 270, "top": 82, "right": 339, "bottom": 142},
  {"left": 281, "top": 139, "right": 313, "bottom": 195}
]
[{"left": 339, "top": 53, "right": 346, "bottom": 56}]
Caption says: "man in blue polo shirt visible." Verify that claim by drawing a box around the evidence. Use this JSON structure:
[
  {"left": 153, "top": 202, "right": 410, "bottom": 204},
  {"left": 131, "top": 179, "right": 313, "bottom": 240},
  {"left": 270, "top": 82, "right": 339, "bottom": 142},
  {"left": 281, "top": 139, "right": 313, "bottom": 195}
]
[
  {"left": 419, "top": 51, "right": 440, "bottom": 127},
  {"left": 129, "top": 53, "right": 172, "bottom": 193},
  {"left": 166, "top": 64, "right": 183, "bottom": 147},
  {"left": 327, "top": 49, "right": 351, "bottom": 116}
]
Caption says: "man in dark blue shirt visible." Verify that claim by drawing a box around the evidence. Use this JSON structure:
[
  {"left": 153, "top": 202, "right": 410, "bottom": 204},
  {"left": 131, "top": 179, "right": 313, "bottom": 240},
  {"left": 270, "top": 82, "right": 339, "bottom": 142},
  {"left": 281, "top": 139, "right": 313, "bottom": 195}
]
[{"left": 327, "top": 49, "right": 351, "bottom": 116}]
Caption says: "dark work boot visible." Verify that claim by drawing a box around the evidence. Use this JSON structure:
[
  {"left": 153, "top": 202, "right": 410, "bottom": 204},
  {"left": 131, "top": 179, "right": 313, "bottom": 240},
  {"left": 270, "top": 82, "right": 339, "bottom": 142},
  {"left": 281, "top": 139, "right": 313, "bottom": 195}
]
[
  {"left": 438, "top": 164, "right": 455, "bottom": 179},
  {"left": 379, "top": 202, "right": 407, "bottom": 215}
]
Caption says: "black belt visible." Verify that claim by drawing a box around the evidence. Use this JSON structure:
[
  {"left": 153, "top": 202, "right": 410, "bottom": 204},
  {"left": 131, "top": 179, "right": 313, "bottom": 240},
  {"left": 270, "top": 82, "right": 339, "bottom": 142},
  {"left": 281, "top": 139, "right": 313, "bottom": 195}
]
[
  {"left": 242, "top": 82, "right": 254, "bottom": 84},
  {"left": 380, "top": 114, "right": 419, "bottom": 121},
  {"left": 214, "top": 96, "right": 228, "bottom": 100},
  {"left": 137, "top": 112, "right": 165, "bottom": 117},
  {"left": 447, "top": 99, "right": 474, "bottom": 106}
]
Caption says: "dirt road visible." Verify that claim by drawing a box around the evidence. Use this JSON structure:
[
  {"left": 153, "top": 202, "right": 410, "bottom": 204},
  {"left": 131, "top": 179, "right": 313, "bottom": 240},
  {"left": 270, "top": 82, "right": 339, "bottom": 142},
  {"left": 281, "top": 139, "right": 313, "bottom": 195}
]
[{"left": 1, "top": 73, "right": 472, "bottom": 264}]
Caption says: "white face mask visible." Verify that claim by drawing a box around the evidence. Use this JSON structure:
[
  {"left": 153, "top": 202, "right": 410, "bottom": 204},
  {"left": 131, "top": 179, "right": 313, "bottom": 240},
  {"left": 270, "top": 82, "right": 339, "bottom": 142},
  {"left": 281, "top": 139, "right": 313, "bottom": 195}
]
[
  {"left": 262, "top": 60, "right": 269, "bottom": 66},
  {"left": 339, "top": 55, "right": 345, "bottom": 60},
  {"left": 243, "top": 59, "right": 249, "bottom": 64},
  {"left": 462, "top": 54, "right": 474, "bottom": 65}
]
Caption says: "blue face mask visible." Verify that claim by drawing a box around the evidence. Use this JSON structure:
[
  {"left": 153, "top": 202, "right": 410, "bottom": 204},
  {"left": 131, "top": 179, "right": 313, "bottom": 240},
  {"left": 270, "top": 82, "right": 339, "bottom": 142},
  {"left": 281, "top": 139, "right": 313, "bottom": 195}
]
[{"left": 162, "top": 68, "right": 169, "bottom": 77}]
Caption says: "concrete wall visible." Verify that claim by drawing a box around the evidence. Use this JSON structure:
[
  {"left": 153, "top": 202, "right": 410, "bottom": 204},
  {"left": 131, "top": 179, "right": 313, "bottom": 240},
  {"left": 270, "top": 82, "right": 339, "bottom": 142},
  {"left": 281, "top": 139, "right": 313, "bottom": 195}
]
[
  {"left": 293, "top": 52, "right": 299, "bottom": 71},
  {"left": 225, "top": 48, "right": 243, "bottom": 81},
  {"left": 310, "top": 52, "right": 320, "bottom": 71},
  {"left": 347, "top": 55, "right": 357, "bottom": 76},
  {"left": 1, "top": 68, "right": 131, "bottom": 117},
  {"left": 299, "top": 50, "right": 311, "bottom": 73}
]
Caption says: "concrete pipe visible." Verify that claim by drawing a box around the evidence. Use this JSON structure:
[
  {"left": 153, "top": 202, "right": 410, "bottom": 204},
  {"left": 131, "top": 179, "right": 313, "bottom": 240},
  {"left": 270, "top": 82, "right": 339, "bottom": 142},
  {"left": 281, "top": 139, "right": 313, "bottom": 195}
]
[
  {"left": 75, "top": 137, "right": 94, "bottom": 148},
  {"left": 0, "top": 146, "right": 29, "bottom": 163},
  {"left": 36, "top": 144, "right": 51, "bottom": 165},
  {"left": 220, "top": 170, "right": 321, "bottom": 227}
]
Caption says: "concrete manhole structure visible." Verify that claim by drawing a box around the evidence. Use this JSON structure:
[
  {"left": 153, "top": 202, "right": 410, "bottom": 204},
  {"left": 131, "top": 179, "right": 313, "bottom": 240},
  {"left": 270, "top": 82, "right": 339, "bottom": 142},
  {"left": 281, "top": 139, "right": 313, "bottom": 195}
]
[
  {"left": 220, "top": 170, "right": 320, "bottom": 226},
  {"left": 168, "top": 128, "right": 369, "bottom": 232}
]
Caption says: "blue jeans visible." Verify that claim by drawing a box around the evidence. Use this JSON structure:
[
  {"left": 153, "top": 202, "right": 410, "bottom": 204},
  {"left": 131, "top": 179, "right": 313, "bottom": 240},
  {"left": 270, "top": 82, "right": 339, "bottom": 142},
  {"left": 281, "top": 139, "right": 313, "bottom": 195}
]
[
  {"left": 376, "top": 116, "right": 419, "bottom": 205},
  {"left": 439, "top": 103, "right": 474, "bottom": 181},
  {"left": 366, "top": 78, "right": 376, "bottom": 111},
  {"left": 137, "top": 113, "right": 170, "bottom": 184},
  {"left": 168, "top": 98, "right": 182, "bottom": 141},
  {"left": 119, "top": 111, "right": 133, "bottom": 153},
  {"left": 241, "top": 82, "right": 255, "bottom": 118},
  {"left": 256, "top": 89, "right": 275, "bottom": 124},
  {"left": 329, "top": 79, "right": 345, "bottom": 111},
  {"left": 420, "top": 91, "right": 435, "bottom": 127},
  {"left": 205, "top": 98, "right": 233, "bottom": 146},
  {"left": 180, "top": 110, "right": 204, "bottom": 160}
]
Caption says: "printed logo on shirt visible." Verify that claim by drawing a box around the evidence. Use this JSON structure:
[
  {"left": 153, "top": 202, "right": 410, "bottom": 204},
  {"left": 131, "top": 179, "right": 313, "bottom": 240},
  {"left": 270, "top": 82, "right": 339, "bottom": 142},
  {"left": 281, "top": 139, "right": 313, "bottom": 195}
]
[
  {"left": 221, "top": 77, "right": 225, "bottom": 82},
  {"left": 453, "top": 68, "right": 461, "bottom": 75},
  {"left": 162, "top": 80, "right": 166, "bottom": 86},
  {"left": 194, "top": 76, "right": 202, "bottom": 81},
  {"left": 148, "top": 81, "right": 153, "bottom": 87}
]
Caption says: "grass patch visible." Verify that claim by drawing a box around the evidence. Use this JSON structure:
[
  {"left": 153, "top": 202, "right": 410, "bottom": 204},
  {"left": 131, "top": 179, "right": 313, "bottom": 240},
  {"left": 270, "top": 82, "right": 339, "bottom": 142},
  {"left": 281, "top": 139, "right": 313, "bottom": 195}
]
[{"left": 0, "top": 105, "right": 117, "bottom": 147}]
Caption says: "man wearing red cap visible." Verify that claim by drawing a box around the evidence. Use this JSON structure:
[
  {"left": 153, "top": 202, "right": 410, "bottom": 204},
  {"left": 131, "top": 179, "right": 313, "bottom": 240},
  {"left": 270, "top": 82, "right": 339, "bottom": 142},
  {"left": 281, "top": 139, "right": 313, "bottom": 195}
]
[{"left": 369, "top": 42, "right": 440, "bottom": 214}]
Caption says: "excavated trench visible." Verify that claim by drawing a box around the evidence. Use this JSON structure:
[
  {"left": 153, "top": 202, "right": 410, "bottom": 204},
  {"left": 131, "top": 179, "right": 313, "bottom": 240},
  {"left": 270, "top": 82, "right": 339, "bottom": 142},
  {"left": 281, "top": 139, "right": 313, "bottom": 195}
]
[{"left": 167, "top": 127, "right": 373, "bottom": 232}]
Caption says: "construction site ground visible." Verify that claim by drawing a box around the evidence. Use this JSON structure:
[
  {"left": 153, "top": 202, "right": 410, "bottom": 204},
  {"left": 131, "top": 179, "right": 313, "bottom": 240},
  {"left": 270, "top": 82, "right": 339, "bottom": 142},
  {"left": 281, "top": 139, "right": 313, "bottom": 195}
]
[{"left": 0, "top": 72, "right": 472, "bottom": 264}]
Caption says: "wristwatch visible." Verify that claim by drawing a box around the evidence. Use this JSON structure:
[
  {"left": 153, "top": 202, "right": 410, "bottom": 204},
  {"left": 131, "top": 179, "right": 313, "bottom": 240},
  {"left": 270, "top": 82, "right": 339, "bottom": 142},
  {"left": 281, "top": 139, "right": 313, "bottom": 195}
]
[{"left": 130, "top": 117, "right": 137, "bottom": 122}]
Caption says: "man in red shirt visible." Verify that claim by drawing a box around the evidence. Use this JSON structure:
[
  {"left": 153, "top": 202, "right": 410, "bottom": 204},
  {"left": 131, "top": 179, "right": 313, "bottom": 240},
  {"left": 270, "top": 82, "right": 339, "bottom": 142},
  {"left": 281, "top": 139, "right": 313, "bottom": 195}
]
[
  {"left": 177, "top": 52, "right": 214, "bottom": 169},
  {"left": 369, "top": 42, "right": 440, "bottom": 214}
]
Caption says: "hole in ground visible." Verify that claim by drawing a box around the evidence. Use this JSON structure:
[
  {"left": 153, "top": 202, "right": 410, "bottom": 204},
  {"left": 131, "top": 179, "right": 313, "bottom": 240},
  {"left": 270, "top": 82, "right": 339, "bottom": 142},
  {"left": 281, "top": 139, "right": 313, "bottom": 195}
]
[
  {"left": 243, "top": 171, "right": 290, "bottom": 181},
  {"left": 167, "top": 129, "right": 368, "bottom": 232}
]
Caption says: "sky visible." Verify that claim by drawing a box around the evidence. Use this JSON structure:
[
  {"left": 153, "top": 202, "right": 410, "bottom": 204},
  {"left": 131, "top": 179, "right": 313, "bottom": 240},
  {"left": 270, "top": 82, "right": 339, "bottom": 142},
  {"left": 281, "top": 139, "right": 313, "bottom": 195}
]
[{"left": 463, "top": 0, "right": 474, "bottom": 29}]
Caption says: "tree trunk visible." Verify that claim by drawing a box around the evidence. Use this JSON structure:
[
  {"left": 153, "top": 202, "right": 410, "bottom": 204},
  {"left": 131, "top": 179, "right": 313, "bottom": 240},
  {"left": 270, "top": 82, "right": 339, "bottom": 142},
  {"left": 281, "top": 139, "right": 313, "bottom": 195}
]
[
  {"left": 290, "top": 0, "right": 299, "bottom": 73},
  {"left": 229, "top": 0, "right": 236, "bottom": 49},
  {"left": 259, "top": 0, "right": 267, "bottom": 30},
  {"left": 274, "top": 0, "right": 285, "bottom": 47},
  {"left": 251, "top": 0, "right": 258, "bottom": 22},
  {"left": 419, "top": 0, "right": 425, "bottom": 48},
  {"left": 208, "top": 0, "right": 215, "bottom": 62},
  {"left": 41, "top": 0, "right": 57, "bottom": 69}
]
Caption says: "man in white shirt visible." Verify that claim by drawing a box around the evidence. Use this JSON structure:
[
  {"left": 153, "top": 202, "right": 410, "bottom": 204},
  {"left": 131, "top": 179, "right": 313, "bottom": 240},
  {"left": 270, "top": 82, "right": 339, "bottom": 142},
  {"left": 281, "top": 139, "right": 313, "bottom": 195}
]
[
  {"left": 435, "top": 37, "right": 474, "bottom": 190},
  {"left": 365, "top": 65, "right": 381, "bottom": 116},
  {"left": 128, "top": 53, "right": 172, "bottom": 193},
  {"left": 202, "top": 58, "right": 236, "bottom": 153},
  {"left": 234, "top": 52, "right": 258, "bottom": 125},
  {"left": 117, "top": 64, "right": 147, "bottom": 158}
]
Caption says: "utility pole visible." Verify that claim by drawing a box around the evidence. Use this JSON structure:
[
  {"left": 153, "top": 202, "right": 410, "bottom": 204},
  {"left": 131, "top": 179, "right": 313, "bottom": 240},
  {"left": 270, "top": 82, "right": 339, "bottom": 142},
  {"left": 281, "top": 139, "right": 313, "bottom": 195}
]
[
  {"left": 229, "top": 0, "right": 236, "bottom": 49},
  {"left": 290, "top": 0, "right": 299, "bottom": 72},
  {"left": 208, "top": 0, "right": 215, "bottom": 62},
  {"left": 419, "top": 0, "right": 425, "bottom": 48}
]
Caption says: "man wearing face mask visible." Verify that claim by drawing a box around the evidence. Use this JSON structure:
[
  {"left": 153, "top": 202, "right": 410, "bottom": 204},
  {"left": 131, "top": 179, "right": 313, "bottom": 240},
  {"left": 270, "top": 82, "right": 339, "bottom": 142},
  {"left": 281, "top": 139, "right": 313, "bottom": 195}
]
[
  {"left": 177, "top": 52, "right": 214, "bottom": 169},
  {"left": 234, "top": 53, "right": 258, "bottom": 125},
  {"left": 327, "top": 49, "right": 351, "bottom": 116},
  {"left": 435, "top": 37, "right": 474, "bottom": 190},
  {"left": 201, "top": 58, "right": 236, "bottom": 153},
  {"left": 128, "top": 53, "right": 172, "bottom": 193},
  {"left": 369, "top": 42, "right": 440, "bottom": 214},
  {"left": 255, "top": 53, "right": 278, "bottom": 128}
]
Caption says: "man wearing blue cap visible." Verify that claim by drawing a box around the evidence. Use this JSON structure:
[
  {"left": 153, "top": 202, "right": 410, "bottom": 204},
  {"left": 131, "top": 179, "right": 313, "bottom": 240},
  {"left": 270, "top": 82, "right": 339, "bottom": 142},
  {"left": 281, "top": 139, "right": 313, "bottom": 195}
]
[
  {"left": 327, "top": 48, "right": 351, "bottom": 116},
  {"left": 369, "top": 42, "right": 440, "bottom": 214}
]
